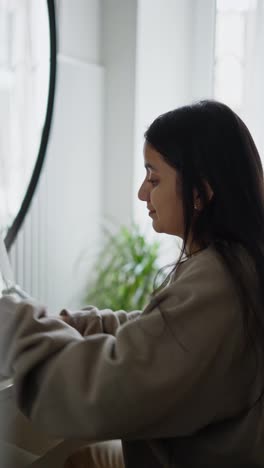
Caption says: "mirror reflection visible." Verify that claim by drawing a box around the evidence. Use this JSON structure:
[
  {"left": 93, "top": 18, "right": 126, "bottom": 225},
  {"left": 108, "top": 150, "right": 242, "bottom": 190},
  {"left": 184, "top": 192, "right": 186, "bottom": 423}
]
[{"left": 0, "top": 0, "right": 50, "bottom": 235}]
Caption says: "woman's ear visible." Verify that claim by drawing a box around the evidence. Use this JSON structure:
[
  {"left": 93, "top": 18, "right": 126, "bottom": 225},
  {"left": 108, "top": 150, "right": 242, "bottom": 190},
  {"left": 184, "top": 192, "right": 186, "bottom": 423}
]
[
  {"left": 193, "top": 188, "right": 201, "bottom": 211},
  {"left": 203, "top": 180, "right": 214, "bottom": 201},
  {"left": 193, "top": 181, "right": 214, "bottom": 211}
]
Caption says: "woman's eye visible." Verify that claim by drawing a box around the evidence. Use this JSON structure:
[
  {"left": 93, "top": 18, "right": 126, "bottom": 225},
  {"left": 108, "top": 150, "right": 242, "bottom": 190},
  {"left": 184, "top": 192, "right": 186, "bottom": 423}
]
[{"left": 148, "top": 179, "right": 159, "bottom": 186}]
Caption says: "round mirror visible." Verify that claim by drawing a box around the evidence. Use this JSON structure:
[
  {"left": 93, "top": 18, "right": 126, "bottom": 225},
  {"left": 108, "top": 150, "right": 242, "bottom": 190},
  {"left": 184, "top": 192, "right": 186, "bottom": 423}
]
[{"left": 0, "top": 0, "right": 56, "bottom": 250}]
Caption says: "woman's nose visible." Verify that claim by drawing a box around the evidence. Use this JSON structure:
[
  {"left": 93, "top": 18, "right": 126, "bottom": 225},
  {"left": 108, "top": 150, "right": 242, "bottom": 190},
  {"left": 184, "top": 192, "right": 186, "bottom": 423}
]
[{"left": 138, "top": 180, "right": 149, "bottom": 201}]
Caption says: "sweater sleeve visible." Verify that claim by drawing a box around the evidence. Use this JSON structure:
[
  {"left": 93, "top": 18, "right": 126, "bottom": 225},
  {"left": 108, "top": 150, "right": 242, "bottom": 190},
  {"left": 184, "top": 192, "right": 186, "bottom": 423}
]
[{"left": 0, "top": 253, "right": 246, "bottom": 442}]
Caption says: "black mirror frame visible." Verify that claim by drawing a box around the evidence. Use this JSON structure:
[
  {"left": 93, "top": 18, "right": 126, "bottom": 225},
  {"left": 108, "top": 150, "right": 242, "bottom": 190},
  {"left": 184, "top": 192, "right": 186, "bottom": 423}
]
[{"left": 5, "top": 0, "right": 57, "bottom": 251}]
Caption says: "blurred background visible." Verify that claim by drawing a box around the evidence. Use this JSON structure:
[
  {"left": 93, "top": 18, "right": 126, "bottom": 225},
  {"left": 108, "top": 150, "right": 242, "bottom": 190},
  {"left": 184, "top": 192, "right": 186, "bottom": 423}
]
[{"left": 1, "top": 0, "right": 264, "bottom": 312}]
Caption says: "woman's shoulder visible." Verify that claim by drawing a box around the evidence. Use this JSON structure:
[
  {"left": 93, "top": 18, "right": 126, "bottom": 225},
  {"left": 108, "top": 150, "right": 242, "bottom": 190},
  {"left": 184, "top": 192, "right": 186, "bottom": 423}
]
[
  {"left": 142, "top": 244, "right": 246, "bottom": 352},
  {"left": 152, "top": 244, "right": 242, "bottom": 309},
  {"left": 174, "top": 242, "right": 252, "bottom": 278},
  {"left": 172, "top": 244, "right": 230, "bottom": 283},
  {"left": 146, "top": 243, "right": 255, "bottom": 319}
]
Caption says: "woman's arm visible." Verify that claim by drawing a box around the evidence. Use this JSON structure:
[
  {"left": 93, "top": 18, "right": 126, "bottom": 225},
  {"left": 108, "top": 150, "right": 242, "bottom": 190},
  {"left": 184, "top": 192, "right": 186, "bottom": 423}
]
[{"left": 0, "top": 252, "right": 247, "bottom": 442}]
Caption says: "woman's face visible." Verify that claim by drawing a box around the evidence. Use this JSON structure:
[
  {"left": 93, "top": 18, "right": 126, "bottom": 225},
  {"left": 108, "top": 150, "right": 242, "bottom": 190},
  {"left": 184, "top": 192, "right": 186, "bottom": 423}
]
[{"left": 138, "top": 142, "right": 184, "bottom": 237}]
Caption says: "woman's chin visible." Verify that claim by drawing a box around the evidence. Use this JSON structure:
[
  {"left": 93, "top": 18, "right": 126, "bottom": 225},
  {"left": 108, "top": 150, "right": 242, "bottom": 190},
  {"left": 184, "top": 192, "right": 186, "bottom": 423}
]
[{"left": 151, "top": 220, "right": 162, "bottom": 233}]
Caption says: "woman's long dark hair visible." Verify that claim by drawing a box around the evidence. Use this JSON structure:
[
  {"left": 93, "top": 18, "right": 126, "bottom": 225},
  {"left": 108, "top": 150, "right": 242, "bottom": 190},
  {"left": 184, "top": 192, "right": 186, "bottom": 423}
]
[{"left": 145, "top": 100, "right": 264, "bottom": 361}]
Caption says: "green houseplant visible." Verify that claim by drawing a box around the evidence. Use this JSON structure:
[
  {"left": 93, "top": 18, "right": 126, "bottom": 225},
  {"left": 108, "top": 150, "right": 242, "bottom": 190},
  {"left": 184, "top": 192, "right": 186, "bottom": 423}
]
[{"left": 83, "top": 223, "right": 164, "bottom": 311}]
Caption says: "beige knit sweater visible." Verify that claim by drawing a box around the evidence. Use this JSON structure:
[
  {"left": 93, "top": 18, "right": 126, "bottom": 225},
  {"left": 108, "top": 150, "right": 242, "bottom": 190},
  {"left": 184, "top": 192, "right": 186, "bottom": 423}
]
[{"left": 0, "top": 246, "right": 264, "bottom": 467}]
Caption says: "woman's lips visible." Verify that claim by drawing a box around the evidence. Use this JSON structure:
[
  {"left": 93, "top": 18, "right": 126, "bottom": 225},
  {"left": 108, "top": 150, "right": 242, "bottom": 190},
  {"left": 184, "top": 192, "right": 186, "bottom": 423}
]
[{"left": 148, "top": 210, "right": 156, "bottom": 217}]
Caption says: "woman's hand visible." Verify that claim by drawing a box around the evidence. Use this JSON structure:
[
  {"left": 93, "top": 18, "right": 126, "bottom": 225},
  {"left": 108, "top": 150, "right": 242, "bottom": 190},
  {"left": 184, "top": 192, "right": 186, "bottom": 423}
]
[
  {"left": 59, "top": 307, "right": 104, "bottom": 336},
  {"left": 59, "top": 307, "right": 140, "bottom": 337}
]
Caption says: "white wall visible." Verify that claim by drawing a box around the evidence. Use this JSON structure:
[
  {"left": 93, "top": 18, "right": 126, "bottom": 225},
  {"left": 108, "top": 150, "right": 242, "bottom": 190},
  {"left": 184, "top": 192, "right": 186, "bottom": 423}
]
[
  {"left": 133, "top": 0, "right": 193, "bottom": 263},
  {"left": 57, "top": 0, "right": 102, "bottom": 64},
  {"left": 131, "top": 0, "right": 217, "bottom": 266},
  {"left": 44, "top": 59, "right": 104, "bottom": 310},
  {"left": 190, "top": 0, "right": 216, "bottom": 101},
  {"left": 46, "top": 0, "right": 104, "bottom": 310},
  {"left": 101, "top": 0, "right": 138, "bottom": 225}
]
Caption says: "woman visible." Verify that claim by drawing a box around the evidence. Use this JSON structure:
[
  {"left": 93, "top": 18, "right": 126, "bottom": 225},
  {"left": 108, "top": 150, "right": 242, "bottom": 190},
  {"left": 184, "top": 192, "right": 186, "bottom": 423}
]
[{"left": 1, "top": 100, "right": 264, "bottom": 467}]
